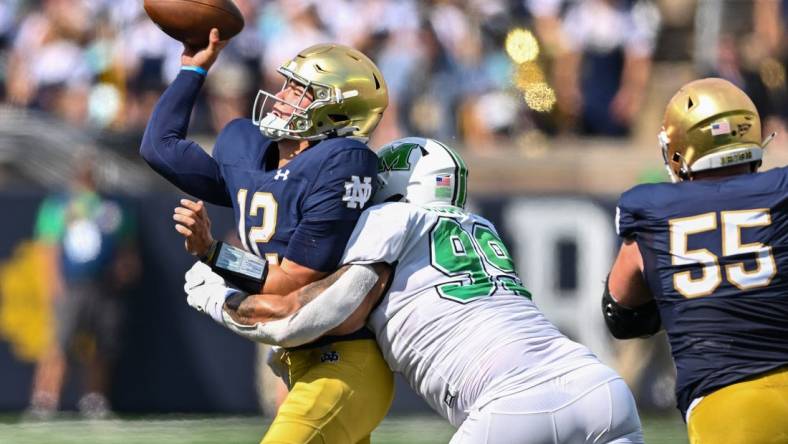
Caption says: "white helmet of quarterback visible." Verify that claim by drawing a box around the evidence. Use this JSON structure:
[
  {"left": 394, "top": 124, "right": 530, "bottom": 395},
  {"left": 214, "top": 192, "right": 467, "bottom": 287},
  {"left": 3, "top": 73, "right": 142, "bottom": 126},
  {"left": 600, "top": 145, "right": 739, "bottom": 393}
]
[{"left": 374, "top": 137, "right": 468, "bottom": 208}]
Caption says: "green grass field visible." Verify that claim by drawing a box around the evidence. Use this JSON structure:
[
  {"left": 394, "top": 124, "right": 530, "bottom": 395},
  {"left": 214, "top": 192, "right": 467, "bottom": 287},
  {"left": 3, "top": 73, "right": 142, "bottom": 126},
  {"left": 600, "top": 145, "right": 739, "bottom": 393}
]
[{"left": 0, "top": 413, "right": 687, "bottom": 444}]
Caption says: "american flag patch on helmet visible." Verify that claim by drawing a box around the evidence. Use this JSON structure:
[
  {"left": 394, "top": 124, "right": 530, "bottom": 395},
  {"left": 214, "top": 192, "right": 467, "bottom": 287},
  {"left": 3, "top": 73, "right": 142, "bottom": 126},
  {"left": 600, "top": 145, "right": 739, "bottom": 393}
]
[
  {"left": 711, "top": 120, "right": 731, "bottom": 136},
  {"left": 436, "top": 174, "right": 452, "bottom": 187}
]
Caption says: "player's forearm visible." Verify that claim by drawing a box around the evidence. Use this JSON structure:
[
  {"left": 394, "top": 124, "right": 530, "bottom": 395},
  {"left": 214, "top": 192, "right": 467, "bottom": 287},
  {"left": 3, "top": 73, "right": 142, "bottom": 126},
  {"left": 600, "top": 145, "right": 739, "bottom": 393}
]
[
  {"left": 288, "top": 263, "right": 389, "bottom": 336},
  {"left": 218, "top": 264, "right": 383, "bottom": 347},
  {"left": 224, "top": 291, "right": 300, "bottom": 325},
  {"left": 225, "top": 265, "right": 351, "bottom": 324}
]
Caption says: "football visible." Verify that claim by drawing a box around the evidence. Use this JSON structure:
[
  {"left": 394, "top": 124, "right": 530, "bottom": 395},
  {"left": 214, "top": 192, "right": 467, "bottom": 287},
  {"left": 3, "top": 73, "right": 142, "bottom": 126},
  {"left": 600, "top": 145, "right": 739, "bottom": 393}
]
[{"left": 143, "top": 0, "right": 244, "bottom": 47}]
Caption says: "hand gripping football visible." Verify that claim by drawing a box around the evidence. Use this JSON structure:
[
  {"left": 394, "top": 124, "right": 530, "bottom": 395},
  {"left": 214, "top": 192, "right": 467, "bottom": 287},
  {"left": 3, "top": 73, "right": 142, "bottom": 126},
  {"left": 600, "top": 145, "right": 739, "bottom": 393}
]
[{"left": 143, "top": 0, "right": 244, "bottom": 47}]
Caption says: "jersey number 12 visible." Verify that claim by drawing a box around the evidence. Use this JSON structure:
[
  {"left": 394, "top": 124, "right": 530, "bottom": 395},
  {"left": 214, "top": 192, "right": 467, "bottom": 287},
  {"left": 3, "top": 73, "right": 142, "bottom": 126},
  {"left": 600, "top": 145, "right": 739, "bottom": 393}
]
[{"left": 237, "top": 189, "right": 279, "bottom": 264}]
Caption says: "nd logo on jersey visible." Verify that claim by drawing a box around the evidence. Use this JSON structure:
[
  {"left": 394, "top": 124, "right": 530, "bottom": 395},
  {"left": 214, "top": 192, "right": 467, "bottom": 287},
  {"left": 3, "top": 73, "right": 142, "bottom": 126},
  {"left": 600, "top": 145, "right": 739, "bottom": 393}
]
[{"left": 343, "top": 176, "right": 372, "bottom": 209}]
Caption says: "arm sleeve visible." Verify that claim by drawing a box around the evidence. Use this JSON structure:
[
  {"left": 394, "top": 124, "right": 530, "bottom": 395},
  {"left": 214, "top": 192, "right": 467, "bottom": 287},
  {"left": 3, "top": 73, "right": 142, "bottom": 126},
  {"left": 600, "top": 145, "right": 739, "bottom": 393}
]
[
  {"left": 341, "top": 204, "right": 411, "bottom": 265},
  {"left": 139, "top": 70, "right": 232, "bottom": 206},
  {"left": 285, "top": 148, "right": 379, "bottom": 271},
  {"left": 220, "top": 264, "right": 380, "bottom": 347}
]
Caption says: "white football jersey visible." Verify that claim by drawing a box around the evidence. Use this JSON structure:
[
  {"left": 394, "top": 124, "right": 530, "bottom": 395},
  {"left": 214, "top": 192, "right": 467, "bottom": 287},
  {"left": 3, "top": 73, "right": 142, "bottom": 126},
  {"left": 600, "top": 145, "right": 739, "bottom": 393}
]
[{"left": 341, "top": 202, "right": 600, "bottom": 426}]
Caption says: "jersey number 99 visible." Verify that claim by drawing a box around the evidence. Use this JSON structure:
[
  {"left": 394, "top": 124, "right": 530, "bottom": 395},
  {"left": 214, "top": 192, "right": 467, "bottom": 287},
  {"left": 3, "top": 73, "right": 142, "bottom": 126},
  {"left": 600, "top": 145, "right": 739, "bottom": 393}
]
[
  {"left": 430, "top": 217, "right": 531, "bottom": 303},
  {"left": 669, "top": 209, "right": 776, "bottom": 298}
]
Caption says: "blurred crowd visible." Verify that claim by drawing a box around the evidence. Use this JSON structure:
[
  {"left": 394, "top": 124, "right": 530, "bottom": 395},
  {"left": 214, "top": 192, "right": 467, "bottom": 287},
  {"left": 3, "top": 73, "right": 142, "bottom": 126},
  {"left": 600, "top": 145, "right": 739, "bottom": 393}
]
[{"left": 0, "top": 0, "right": 785, "bottom": 152}]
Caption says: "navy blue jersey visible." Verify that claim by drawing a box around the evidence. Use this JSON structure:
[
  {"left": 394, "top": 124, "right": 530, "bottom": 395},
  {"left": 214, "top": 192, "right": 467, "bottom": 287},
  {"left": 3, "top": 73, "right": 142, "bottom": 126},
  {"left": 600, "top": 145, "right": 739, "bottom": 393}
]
[
  {"left": 617, "top": 167, "right": 788, "bottom": 416},
  {"left": 212, "top": 119, "right": 377, "bottom": 270},
  {"left": 140, "top": 69, "right": 378, "bottom": 272}
]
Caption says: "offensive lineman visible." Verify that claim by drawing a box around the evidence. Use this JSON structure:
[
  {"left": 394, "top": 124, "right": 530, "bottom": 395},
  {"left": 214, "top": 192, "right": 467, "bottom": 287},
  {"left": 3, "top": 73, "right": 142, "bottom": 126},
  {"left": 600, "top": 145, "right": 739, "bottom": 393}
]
[
  {"left": 186, "top": 137, "right": 645, "bottom": 443},
  {"left": 140, "top": 29, "right": 393, "bottom": 443},
  {"left": 603, "top": 78, "right": 788, "bottom": 443}
]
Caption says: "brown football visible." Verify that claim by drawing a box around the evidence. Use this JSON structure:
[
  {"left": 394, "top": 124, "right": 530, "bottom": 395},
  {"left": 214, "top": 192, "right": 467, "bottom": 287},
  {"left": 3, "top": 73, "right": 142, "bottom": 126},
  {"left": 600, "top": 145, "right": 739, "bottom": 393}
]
[{"left": 144, "top": 0, "right": 244, "bottom": 47}]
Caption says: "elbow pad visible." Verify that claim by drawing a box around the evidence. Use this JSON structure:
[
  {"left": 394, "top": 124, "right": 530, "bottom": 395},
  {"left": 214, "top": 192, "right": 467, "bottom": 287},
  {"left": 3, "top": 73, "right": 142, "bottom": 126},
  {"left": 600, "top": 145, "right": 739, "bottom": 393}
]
[{"left": 601, "top": 277, "right": 661, "bottom": 339}]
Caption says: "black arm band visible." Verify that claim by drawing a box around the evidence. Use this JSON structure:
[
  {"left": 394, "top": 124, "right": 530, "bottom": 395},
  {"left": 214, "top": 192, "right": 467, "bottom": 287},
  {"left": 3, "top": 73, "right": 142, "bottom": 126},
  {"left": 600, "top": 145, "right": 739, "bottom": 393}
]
[
  {"left": 601, "top": 276, "right": 661, "bottom": 339},
  {"left": 202, "top": 241, "right": 269, "bottom": 294}
]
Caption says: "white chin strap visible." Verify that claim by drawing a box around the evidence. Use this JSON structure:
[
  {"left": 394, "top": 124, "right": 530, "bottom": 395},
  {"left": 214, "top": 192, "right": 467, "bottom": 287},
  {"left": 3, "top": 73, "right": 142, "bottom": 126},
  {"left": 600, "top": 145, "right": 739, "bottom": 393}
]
[
  {"left": 258, "top": 113, "right": 294, "bottom": 141},
  {"left": 258, "top": 112, "right": 363, "bottom": 142}
]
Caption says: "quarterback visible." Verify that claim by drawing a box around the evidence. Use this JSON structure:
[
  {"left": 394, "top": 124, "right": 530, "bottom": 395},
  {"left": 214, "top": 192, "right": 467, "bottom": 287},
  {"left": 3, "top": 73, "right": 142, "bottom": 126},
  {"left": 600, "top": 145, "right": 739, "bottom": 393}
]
[
  {"left": 186, "top": 138, "right": 645, "bottom": 444},
  {"left": 603, "top": 78, "right": 788, "bottom": 443},
  {"left": 140, "top": 29, "right": 393, "bottom": 443}
]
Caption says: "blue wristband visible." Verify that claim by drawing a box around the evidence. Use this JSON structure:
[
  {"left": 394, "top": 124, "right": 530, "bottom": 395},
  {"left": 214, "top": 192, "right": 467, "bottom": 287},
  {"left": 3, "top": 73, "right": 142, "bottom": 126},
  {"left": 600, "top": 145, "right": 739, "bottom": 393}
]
[{"left": 181, "top": 65, "right": 208, "bottom": 76}]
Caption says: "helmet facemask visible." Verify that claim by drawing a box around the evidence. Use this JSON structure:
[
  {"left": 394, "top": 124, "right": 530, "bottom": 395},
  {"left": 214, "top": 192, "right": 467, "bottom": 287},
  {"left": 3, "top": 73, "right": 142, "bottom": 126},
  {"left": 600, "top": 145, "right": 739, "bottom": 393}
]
[
  {"left": 659, "top": 129, "right": 690, "bottom": 183},
  {"left": 252, "top": 64, "right": 353, "bottom": 141}
]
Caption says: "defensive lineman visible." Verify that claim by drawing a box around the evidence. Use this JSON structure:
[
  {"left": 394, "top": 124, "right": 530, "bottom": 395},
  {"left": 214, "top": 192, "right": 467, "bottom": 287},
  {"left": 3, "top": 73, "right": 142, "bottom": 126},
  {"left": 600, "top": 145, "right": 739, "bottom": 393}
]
[{"left": 186, "top": 138, "right": 645, "bottom": 444}]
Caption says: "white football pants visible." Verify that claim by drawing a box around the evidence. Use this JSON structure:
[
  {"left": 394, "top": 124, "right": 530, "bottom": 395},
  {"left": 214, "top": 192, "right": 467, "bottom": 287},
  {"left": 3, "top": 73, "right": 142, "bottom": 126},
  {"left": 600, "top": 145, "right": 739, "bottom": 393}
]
[{"left": 450, "top": 363, "right": 644, "bottom": 444}]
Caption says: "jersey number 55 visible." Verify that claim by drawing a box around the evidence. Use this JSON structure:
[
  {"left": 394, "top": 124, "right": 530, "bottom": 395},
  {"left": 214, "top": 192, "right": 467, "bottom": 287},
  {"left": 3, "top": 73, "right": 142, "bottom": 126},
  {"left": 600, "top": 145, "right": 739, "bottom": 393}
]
[{"left": 669, "top": 209, "right": 776, "bottom": 298}]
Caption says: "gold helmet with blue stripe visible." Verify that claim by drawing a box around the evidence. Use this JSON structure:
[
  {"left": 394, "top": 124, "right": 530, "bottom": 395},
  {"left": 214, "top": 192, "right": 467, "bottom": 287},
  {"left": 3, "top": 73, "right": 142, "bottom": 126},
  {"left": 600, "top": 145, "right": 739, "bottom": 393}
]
[
  {"left": 375, "top": 137, "right": 468, "bottom": 208},
  {"left": 660, "top": 78, "right": 774, "bottom": 182}
]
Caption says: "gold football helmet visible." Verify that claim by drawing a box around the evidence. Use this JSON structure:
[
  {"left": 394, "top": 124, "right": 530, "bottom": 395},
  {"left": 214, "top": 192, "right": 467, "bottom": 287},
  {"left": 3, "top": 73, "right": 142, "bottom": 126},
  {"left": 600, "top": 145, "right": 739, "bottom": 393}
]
[
  {"left": 252, "top": 43, "right": 388, "bottom": 142},
  {"left": 660, "top": 78, "right": 773, "bottom": 182}
]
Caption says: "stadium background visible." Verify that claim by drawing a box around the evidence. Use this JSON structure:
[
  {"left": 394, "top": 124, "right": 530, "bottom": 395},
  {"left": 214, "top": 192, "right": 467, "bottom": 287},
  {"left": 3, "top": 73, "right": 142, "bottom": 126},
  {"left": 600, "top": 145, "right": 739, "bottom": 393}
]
[{"left": 0, "top": 0, "right": 786, "bottom": 442}]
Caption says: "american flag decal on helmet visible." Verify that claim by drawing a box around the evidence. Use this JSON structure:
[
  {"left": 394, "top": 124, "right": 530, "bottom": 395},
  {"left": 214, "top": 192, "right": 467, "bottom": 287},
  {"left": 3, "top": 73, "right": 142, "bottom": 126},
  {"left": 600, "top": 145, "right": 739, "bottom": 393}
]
[
  {"left": 435, "top": 174, "right": 453, "bottom": 199},
  {"left": 436, "top": 174, "right": 452, "bottom": 187},
  {"left": 711, "top": 120, "right": 731, "bottom": 136}
]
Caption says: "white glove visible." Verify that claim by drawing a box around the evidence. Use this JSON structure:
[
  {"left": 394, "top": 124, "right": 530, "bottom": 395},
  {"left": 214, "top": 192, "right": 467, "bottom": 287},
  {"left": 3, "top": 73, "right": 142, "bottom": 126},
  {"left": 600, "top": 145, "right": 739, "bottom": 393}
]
[{"left": 184, "top": 261, "right": 242, "bottom": 323}]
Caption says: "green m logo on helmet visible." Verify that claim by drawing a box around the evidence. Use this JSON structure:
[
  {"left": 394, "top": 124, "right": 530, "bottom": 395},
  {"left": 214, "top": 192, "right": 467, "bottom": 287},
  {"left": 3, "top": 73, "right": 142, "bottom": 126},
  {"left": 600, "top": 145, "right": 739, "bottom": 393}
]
[
  {"left": 375, "top": 138, "right": 469, "bottom": 209},
  {"left": 378, "top": 143, "right": 419, "bottom": 172}
]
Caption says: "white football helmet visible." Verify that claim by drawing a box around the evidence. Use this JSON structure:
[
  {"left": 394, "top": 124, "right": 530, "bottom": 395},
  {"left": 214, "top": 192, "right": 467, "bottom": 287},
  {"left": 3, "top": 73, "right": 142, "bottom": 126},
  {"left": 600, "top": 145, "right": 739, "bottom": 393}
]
[{"left": 374, "top": 137, "right": 468, "bottom": 208}]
